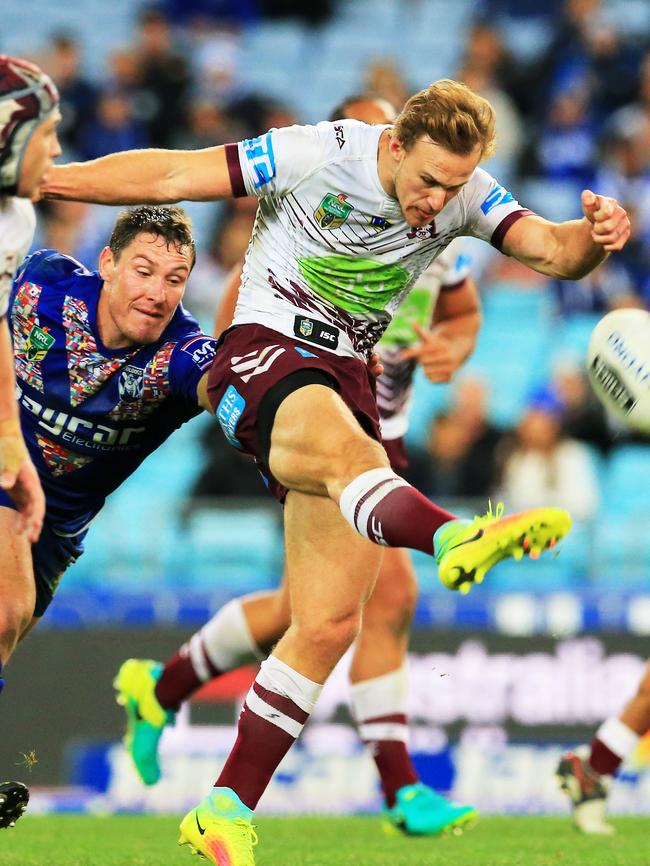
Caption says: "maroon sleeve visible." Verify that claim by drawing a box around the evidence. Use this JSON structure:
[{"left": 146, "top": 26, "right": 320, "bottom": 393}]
[
  {"left": 491, "top": 208, "right": 536, "bottom": 252},
  {"left": 225, "top": 143, "right": 246, "bottom": 198}
]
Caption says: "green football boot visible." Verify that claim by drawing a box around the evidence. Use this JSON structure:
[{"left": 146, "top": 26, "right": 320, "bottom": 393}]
[
  {"left": 179, "top": 787, "right": 258, "bottom": 865},
  {"left": 113, "top": 658, "right": 175, "bottom": 785},
  {"left": 434, "top": 503, "right": 572, "bottom": 594},
  {"left": 384, "top": 783, "right": 477, "bottom": 836}
]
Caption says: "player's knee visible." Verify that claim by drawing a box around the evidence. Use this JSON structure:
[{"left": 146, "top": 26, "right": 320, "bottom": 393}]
[{"left": 296, "top": 611, "right": 361, "bottom": 657}]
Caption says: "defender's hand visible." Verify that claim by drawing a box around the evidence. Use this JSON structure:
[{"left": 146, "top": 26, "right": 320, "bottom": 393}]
[
  {"left": 368, "top": 352, "right": 384, "bottom": 378},
  {"left": 400, "top": 324, "right": 463, "bottom": 383}
]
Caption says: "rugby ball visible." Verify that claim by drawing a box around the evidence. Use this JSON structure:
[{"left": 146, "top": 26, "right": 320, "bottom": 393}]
[{"left": 587, "top": 308, "right": 650, "bottom": 434}]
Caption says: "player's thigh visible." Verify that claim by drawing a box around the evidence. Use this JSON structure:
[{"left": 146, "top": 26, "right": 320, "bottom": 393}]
[
  {"left": 269, "top": 384, "right": 388, "bottom": 495},
  {"left": 0, "top": 506, "right": 36, "bottom": 641},
  {"left": 283, "top": 490, "right": 383, "bottom": 631},
  {"left": 364, "top": 546, "right": 418, "bottom": 620}
]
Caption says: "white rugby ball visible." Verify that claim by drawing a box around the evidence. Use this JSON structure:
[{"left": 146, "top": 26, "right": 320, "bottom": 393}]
[{"left": 587, "top": 308, "right": 650, "bottom": 434}]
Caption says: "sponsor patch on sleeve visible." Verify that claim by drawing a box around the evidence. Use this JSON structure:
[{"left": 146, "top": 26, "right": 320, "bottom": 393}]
[
  {"left": 242, "top": 131, "right": 276, "bottom": 189},
  {"left": 480, "top": 184, "right": 515, "bottom": 215},
  {"left": 215, "top": 384, "right": 246, "bottom": 448},
  {"left": 180, "top": 336, "right": 218, "bottom": 371}
]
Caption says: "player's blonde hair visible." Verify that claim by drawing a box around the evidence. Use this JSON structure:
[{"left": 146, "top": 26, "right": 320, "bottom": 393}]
[{"left": 393, "top": 79, "right": 496, "bottom": 160}]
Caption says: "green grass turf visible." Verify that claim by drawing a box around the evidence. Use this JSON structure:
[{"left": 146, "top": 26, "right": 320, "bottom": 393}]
[{"left": 2, "top": 815, "right": 649, "bottom": 866}]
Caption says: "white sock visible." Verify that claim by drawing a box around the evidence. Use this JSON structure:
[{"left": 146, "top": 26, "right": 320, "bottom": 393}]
[
  {"left": 349, "top": 666, "right": 409, "bottom": 741},
  {"left": 339, "top": 468, "right": 408, "bottom": 543},
  {"left": 596, "top": 717, "right": 640, "bottom": 762},
  {"left": 197, "top": 597, "right": 264, "bottom": 675},
  {"left": 244, "top": 655, "right": 323, "bottom": 737}
]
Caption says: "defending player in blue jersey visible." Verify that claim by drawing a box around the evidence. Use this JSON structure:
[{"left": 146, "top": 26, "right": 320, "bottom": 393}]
[{"left": 0, "top": 205, "right": 217, "bottom": 678}]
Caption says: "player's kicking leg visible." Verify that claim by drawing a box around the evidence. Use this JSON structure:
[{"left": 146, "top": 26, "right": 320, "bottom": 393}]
[
  {"left": 557, "top": 660, "right": 650, "bottom": 834},
  {"left": 349, "top": 546, "right": 476, "bottom": 836},
  {"left": 270, "top": 385, "right": 571, "bottom": 594},
  {"left": 178, "top": 493, "right": 383, "bottom": 864}
]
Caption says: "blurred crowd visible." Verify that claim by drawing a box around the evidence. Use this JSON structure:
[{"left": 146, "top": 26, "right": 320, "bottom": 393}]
[{"left": 15, "top": 0, "right": 650, "bottom": 516}]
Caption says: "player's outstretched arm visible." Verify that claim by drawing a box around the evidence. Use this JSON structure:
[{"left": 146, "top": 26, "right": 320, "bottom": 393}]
[
  {"left": 401, "top": 278, "right": 481, "bottom": 383},
  {"left": 501, "top": 191, "right": 630, "bottom": 280},
  {"left": 41, "top": 146, "right": 235, "bottom": 205}
]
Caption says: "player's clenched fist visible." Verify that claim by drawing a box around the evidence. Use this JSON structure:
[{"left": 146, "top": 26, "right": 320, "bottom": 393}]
[{"left": 582, "top": 189, "right": 631, "bottom": 253}]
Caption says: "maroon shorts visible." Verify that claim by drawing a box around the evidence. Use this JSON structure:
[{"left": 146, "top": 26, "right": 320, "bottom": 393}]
[
  {"left": 207, "top": 323, "right": 383, "bottom": 502},
  {"left": 382, "top": 436, "right": 409, "bottom": 475}
]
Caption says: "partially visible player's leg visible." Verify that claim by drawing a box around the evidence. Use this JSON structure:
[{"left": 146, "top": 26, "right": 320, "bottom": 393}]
[
  {"left": 349, "top": 547, "right": 476, "bottom": 835},
  {"left": 179, "top": 493, "right": 382, "bottom": 864},
  {"left": 0, "top": 505, "right": 36, "bottom": 674},
  {"left": 557, "top": 661, "right": 650, "bottom": 834},
  {"left": 116, "top": 584, "right": 291, "bottom": 785},
  {"left": 0, "top": 505, "right": 36, "bottom": 831}
]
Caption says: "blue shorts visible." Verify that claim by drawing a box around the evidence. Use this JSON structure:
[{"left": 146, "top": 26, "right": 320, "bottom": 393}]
[{"left": 0, "top": 490, "right": 86, "bottom": 618}]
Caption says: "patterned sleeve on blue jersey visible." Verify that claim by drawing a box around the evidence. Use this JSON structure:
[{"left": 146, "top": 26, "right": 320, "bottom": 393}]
[
  {"left": 462, "top": 168, "right": 535, "bottom": 252},
  {"left": 14, "top": 248, "right": 89, "bottom": 288},
  {"left": 168, "top": 333, "right": 219, "bottom": 404},
  {"left": 225, "top": 123, "right": 325, "bottom": 199}
]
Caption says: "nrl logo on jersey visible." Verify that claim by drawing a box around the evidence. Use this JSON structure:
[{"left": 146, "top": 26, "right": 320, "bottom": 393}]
[
  {"left": 26, "top": 324, "right": 55, "bottom": 362},
  {"left": 314, "top": 193, "right": 353, "bottom": 229},
  {"left": 118, "top": 365, "right": 144, "bottom": 402}
]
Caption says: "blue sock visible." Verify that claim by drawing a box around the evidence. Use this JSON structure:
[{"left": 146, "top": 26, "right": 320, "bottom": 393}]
[{"left": 0, "top": 661, "right": 4, "bottom": 695}]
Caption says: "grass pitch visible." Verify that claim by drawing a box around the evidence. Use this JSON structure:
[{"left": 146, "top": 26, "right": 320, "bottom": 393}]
[{"left": 1, "top": 815, "right": 649, "bottom": 866}]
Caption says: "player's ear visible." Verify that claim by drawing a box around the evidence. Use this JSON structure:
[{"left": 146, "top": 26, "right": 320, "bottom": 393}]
[{"left": 98, "top": 246, "right": 115, "bottom": 281}]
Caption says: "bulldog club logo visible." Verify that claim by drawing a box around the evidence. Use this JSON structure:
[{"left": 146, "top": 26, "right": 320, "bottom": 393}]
[{"left": 118, "top": 365, "right": 144, "bottom": 402}]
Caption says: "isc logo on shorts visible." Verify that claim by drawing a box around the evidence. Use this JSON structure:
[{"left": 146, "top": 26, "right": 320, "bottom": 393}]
[{"left": 216, "top": 384, "right": 246, "bottom": 447}]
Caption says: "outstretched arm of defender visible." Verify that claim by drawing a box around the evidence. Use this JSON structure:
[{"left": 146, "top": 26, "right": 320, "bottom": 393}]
[
  {"left": 42, "top": 146, "right": 236, "bottom": 205},
  {"left": 502, "top": 190, "right": 630, "bottom": 280}
]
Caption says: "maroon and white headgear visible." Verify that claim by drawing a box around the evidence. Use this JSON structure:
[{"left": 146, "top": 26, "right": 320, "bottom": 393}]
[{"left": 0, "top": 54, "right": 59, "bottom": 195}]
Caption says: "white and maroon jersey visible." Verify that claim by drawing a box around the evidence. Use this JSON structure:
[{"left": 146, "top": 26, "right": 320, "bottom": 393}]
[
  {"left": 225, "top": 120, "right": 530, "bottom": 359},
  {"left": 376, "top": 239, "right": 470, "bottom": 440},
  {"left": 0, "top": 197, "right": 36, "bottom": 317}
]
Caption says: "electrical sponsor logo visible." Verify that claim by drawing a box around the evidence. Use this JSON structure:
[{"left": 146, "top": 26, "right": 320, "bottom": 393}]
[
  {"left": 314, "top": 193, "right": 354, "bottom": 229},
  {"left": 180, "top": 335, "right": 218, "bottom": 371},
  {"left": 480, "top": 184, "right": 515, "bottom": 215},
  {"left": 230, "top": 344, "right": 286, "bottom": 383},
  {"left": 118, "top": 365, "right": 144, "bottom": 402},
  {"left": 242, "top": 132, "right": 276, "bottom": 188},
  {"left": 25, "top": 324, "right": 55, "bottom": 362},
  {"left": 17, "top": 386, "right": 146, "bottom": 450},
  {"left": 216, "top": 384, "right": 245, "bottom": 448},
  {"left": 293, "top": 316, "right": 339, "bottom": 350}
]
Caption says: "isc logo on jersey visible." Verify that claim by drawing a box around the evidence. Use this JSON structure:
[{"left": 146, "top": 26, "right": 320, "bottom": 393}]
[
  {"left": 242, "top": 132, "right": 276, "bottom": 189},
  {"left": 480, "top": 184, "right": 515, "bottom": 215}
]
